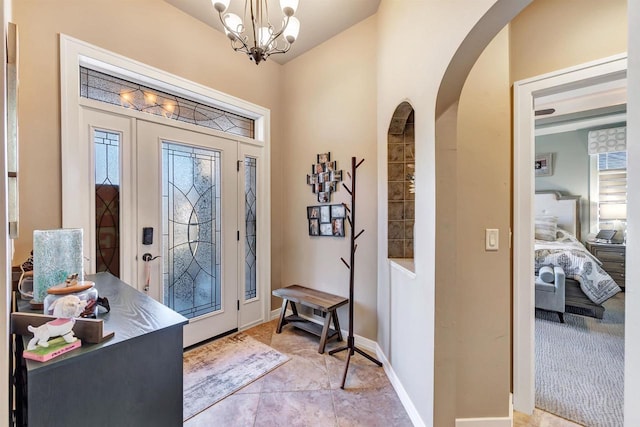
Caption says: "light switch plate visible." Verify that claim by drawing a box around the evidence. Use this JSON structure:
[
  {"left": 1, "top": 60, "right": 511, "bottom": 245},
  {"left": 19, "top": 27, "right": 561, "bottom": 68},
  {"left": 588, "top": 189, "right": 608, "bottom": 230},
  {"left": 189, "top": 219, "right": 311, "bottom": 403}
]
[{"left": 486, "top": 229, "right": 499, "bottom": 251}]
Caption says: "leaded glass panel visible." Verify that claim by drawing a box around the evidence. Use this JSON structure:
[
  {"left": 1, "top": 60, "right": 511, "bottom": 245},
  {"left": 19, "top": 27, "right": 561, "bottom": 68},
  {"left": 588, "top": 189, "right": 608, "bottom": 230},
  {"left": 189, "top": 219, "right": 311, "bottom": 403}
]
[
  {"left": 162, "top": 142, "right": 222, "bottom": 318},
  {"left": 244, "top": 157, "right": 257, "bottom": 300},
  {"left": 94, "top": 130, "right": 120, "bottom": 277},
  {"left": 80, "top": 67, "right": 254, "bottom": 138}
]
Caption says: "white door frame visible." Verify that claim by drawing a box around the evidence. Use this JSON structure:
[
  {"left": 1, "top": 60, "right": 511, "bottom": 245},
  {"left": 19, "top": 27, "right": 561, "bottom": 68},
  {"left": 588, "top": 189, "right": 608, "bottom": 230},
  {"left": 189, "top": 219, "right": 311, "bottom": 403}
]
[
  {"left": 59, "top": 35, "right": 271, "bottom": 330},
  {"left": 513, "top": 53, "right": 627, "bottom": 413}
]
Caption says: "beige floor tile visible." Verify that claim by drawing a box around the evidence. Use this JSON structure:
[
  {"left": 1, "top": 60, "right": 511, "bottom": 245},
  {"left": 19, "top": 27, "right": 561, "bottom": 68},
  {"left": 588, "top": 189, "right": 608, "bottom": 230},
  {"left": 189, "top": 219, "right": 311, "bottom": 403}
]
[
  {"left": 234, "top": 375, "right": 265, "bottom": 394},
  {"left": 325, "top": 349, "right": 388, "bottom": 390},
  {"left": 184, "top": 393, "right": 260, "bottom": 427},
  {"left": 332, "top": 386, "right": 413, "bottom": 427},
  {"left": 514, "top": 409, "right": 584, "bottom": 427},
  {"left": 261, "top": 348, "right": 331, "bottom": 392},
  {"left": 254, "top": 390, "right": 337, "bottom": 427}
]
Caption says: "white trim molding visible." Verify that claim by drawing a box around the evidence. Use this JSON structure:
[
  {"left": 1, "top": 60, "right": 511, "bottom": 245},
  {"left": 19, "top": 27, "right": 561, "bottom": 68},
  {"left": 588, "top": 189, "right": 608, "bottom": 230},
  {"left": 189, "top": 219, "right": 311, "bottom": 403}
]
[
  {"left": 59, "top": 34, "right": 272, "bottom": 332},
  {"left": 376, "top": 344, "right": 427, "bottom": 427},
  {"left": 513, "top": 53, "right": 627, "bottom": 414}
]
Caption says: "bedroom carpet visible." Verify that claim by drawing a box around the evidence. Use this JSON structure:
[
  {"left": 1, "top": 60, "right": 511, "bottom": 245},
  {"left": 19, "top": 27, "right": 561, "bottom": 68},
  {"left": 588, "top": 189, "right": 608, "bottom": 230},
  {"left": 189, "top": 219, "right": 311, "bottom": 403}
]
[
  {"left": 183, "top": 332, "right": 290, "bottom": 421},
  {"left": 535, "top": 292, "right": 624, "bottom": 427}
]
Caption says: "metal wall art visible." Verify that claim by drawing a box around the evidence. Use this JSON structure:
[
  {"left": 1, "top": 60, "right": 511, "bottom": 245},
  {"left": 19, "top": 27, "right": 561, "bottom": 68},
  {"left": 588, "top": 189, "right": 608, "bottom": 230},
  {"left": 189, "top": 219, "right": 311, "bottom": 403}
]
[{"left": 307, "top": 152, "right": 343, "bottom": 203}]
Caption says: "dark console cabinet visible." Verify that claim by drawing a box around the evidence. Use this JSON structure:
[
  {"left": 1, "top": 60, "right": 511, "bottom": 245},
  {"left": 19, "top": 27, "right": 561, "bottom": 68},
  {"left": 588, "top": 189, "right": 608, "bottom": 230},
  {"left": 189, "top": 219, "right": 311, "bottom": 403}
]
[{"left": 14, "top": 273, "right": 187, "bottom": 427}]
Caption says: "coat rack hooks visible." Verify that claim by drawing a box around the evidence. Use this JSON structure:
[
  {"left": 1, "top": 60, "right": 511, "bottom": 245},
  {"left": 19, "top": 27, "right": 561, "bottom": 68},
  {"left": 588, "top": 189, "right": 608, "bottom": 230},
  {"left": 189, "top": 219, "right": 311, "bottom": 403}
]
[{"left": 329, "top": 156, "right": 382, "bottom": 388}]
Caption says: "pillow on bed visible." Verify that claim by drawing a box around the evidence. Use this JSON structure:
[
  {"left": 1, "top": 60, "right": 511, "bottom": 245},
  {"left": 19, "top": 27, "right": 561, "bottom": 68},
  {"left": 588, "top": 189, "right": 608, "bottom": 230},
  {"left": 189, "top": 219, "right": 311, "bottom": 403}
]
[{"left": 535, "top": 216, "right": 558, "bottom": 241}]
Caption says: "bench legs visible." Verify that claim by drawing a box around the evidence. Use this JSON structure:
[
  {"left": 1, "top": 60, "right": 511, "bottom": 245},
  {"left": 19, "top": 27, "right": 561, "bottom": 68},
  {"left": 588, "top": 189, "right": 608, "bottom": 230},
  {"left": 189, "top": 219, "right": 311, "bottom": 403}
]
[
  {"left": 276, "top": 299, "right": 288, "bottom": 333},
  {"left": 275, "top": 300, "right": 344, "bottom": 354}
]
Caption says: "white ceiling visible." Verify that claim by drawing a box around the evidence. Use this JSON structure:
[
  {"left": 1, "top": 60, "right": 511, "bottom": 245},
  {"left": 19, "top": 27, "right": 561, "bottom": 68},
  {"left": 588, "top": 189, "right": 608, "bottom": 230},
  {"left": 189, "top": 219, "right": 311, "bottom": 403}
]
[
  {"left": 164, "top": 0, "right": 381, "bottom": 65},
  {"left": 534, "top": 75, "right": 627, "bottom": 136}
]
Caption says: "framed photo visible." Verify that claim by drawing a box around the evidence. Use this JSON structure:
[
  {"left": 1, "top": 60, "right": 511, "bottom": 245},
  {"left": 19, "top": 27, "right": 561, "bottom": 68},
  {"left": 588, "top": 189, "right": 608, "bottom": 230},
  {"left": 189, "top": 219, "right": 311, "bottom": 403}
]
[
  {"left": 320, "top": 205, "right": 330, "bottom": 223},
  {"left": 307, "top": 206, "right": 320, "bottom": 219},
  {"left": 325, "top": 161, "right": 336, "bottom": 172},
  {"left": 331, "top": 204, "right": 346, "bottom": 218},
  {"left": 331, "top": 218, "right": 344, "bottom": 237},
  {"left": 535, "top": 153, "right": 553, "bottom": 177},
  {"left": 313, "top": 183, "right": 323, "bottom": 193},
  {"left": 318, "top": 192, "right": 330, "bottom": 203},
  {"left": 309, "top": 218, "right": 319, "bottom": 236},
  {"left": 317, "top": 152, "right": 330, "bottom": 164},
  {"left": 324, "top": 181, "right": 336, "bottom": 193},
  {"left": 314, "top": 163, "right": 324, "bottom": 174},
  {"left": 306, "top": 174, "right": 317, "bottom": 185},
  {"left": 320, "top": 223, "right": 332, "bottom": 236},
  {"left": 331, "top": 170, "right": 342, "bottom": 182}
]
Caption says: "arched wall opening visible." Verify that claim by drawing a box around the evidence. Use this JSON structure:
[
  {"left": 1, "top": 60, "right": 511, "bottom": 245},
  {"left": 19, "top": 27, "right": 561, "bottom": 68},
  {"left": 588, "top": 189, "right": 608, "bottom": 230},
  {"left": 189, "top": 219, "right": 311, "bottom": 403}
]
[
  {"left": 432, "top": 0, "right": 633, "bottom": 424},
  {"left": 387, "top": 102, "right": 415, "bottom": 259}
]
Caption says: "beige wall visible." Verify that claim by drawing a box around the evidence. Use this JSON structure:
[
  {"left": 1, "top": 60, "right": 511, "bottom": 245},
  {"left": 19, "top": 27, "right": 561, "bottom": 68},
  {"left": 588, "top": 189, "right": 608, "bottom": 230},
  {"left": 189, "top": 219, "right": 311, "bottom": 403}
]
[
  {"left": 439, "top": 0, "right": 628, "bottom": 421},
  {"left": 455, "top": 26, "right": 512, "bottom": 418},
  {"left": 12, "top": 0, "right": 285, "bottom": 292},
  {"left": 376, "top": 1, "right": 513, "bottom": 423},
  {"left": 510, "top": 0, "right": 627, "bottom": 82},
  {"left": 279, "top": 15, "right": 378, "bottom": 339}
]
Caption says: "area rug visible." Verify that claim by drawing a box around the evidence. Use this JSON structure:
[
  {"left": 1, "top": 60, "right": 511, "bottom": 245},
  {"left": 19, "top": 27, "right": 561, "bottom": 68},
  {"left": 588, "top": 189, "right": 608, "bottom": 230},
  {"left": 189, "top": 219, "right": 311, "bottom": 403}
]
[
  {"left": 183, "top": 333, "right": 289, "bottom": 421},
  {"left": 535, "top": 292, "right": 624, "bottom": 427}
]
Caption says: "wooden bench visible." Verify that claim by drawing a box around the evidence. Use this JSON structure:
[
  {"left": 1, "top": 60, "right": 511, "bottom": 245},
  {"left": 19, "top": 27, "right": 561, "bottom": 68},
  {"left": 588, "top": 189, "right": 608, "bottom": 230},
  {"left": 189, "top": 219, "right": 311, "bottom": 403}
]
[{"left": 272, "top": 285, "right": 348, "bottom": 354}]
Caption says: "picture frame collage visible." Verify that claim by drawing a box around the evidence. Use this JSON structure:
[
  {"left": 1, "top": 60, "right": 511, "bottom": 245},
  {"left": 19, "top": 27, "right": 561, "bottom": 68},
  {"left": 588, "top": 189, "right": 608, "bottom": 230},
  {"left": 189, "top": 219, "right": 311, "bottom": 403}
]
[
  {"left": 307, "top": 204, "right": 346, "bottom": 237},
  {"left": 307, "top": 152, "right": 343, "bottom": 203}
]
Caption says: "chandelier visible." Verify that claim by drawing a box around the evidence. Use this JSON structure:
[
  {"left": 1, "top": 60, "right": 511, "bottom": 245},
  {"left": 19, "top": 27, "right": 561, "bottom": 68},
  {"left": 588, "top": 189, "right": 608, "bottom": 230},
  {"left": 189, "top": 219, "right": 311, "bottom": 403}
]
[{"left": 212, "top": 0, "right": 300, "bottom": 65}]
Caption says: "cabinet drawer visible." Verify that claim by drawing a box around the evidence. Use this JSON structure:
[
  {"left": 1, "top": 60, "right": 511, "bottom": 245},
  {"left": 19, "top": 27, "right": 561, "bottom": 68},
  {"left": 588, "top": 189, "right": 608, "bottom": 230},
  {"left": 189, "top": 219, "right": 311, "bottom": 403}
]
[
  {"left": 592, "top": 248, "right": 625, "bottom": 262},
  {"left": 601, "top": 260, "right": 625, "bottom": 274},
  {"left": 608, "top": 270, "right": 625, "bottom": 287}
]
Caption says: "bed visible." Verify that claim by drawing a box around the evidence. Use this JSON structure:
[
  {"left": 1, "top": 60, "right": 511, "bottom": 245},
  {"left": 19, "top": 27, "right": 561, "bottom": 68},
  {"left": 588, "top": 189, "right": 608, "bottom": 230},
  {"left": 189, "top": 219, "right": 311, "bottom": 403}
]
[{"left": 535, "top": 192, "right": 622, "bottom": 317}]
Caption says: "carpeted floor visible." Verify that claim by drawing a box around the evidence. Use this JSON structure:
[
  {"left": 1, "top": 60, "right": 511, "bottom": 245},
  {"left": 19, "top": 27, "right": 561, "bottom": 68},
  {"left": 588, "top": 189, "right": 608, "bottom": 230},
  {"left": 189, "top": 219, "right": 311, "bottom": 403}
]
[
  {"left": 535, "top": 292, "right": 625, "bottom": 427},
  {"left": 183, "top": 332, "right": 290, "bottom": 421}
]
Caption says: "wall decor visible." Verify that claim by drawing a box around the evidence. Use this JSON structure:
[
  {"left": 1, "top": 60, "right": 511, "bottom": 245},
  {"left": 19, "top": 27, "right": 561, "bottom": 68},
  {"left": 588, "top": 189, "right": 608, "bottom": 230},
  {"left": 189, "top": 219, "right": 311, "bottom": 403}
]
[
  {"left": 307, "top": 204, "right": 346, "bottom": 237},
  {"left": 307, "top": 152, "right": 343, "bottom": 203},
  {"left": 33, "top": 229, "right": 84, "bottom": 304},
  {"left": 535, "top": 152, "right": 553, "bottom": 177}
]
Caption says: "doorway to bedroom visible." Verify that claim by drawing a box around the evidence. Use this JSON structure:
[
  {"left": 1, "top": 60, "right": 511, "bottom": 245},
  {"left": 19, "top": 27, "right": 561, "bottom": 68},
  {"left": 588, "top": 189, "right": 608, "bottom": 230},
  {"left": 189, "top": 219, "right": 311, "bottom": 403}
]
[{"left": 514, "top": 55, "right": 628, "bottom": 426}]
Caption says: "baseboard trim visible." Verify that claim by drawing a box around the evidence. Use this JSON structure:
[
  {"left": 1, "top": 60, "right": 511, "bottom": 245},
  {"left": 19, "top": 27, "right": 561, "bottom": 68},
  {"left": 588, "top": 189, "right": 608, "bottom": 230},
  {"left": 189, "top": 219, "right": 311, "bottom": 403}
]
[
  {"left": 376, "top": 344, "right": 427, "bottom": 427},
  {"left": 455, "top": 418, "right": 512, "bottom": 427}
]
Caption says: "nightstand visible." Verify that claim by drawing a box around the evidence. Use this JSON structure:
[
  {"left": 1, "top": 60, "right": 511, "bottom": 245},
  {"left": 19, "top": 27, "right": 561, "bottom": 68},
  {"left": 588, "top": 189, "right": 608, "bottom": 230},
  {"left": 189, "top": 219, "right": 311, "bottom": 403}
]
[{"left": 586, "top": 241, "right": 626, "bottom": 289}]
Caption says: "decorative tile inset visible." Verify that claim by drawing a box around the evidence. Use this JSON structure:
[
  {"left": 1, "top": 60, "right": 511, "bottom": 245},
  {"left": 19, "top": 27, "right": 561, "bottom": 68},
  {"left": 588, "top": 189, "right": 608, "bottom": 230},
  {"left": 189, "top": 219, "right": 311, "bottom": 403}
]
[
  {"left": 388, "top": 182, "right": 404, "bottom": 201},
  {"left": 388, "top": 240, "right": 404, "bottom": 258},
  {"left": 388, "top": 202, "right": 404, "bottom": 221},
  {"left": 388, "top": 144, "right": 404, "bottom": 162},
  {"left": 388, "top": 221, "right": 404, "bottom": 240},
  {"left": 387, "top": 103, "right": 415, "bottom": 258},
  {"left": 388, "top": 163, "right": 405, "bottom": 181},
  {"left": 404, "top": 201, "right": 415, "bottom": 220}
]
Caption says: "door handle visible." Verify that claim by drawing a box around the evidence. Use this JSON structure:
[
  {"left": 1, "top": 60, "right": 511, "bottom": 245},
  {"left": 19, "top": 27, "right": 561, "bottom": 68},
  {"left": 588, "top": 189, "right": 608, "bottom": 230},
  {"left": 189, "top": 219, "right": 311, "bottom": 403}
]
[
  {"left": 142, "top": 253, "right": 161, "bottom": 292},
  {"left": 142, "top": 253, "right": 160, "bottom": 262}
]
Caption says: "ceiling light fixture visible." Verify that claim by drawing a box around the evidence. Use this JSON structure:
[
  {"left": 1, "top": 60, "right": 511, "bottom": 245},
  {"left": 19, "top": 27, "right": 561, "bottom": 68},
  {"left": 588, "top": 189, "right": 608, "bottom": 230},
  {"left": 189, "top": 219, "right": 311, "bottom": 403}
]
[{"left": 212, "top": 0, "right": 300, "bottom": 65}]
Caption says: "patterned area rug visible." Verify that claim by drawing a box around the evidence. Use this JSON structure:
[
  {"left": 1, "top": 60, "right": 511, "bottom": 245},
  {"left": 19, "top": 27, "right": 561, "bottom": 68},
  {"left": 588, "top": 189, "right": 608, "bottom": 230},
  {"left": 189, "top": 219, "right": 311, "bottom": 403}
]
[
  {"left": 183, "top": 333, "right": 290, "bottom": 421},
  {"left": 535, "top": 292, "right": 624, "bottom": 427}
]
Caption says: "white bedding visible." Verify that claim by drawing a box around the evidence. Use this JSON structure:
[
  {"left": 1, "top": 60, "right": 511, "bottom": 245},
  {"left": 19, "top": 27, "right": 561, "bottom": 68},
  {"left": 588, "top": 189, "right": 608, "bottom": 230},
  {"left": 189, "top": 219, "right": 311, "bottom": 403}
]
[{"left": 535, "top": 229, "right": 621, "bottom": 304}]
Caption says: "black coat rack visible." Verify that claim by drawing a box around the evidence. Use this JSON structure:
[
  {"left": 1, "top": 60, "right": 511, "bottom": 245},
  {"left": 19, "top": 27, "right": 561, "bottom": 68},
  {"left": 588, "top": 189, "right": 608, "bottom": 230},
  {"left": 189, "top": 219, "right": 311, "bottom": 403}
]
[{"left": 329, "top": 156, "right": 382, "bottom": 389}]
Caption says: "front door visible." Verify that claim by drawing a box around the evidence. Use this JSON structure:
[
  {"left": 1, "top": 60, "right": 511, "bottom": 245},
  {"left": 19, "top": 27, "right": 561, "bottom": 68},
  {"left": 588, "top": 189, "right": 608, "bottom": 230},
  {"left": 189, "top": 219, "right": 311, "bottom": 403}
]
[{"left": 136, "top": 120, "right": 238, "bottom": 346}]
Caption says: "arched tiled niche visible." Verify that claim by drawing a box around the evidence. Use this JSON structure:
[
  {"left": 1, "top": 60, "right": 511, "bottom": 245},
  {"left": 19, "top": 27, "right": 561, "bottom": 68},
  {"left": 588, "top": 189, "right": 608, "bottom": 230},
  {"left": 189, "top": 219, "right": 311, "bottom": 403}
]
[{"left": 387, "top": 101, "right": 415, "bottom": 258}]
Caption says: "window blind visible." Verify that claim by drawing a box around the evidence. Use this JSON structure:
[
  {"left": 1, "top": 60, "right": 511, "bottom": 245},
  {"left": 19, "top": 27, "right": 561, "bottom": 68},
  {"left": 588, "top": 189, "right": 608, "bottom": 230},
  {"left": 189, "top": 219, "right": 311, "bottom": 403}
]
[{"left": 598, "top": 151, "right": 627, "bottom": 221}]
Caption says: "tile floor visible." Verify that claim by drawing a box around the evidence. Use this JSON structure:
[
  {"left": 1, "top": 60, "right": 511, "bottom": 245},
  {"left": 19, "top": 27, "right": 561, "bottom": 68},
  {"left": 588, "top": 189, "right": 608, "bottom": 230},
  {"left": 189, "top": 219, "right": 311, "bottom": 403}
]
[
  {"left": 184, "top": 319, "right": 580, "bottom": 427},
  {"left": 514, "top": 409, "right": 583, "bottom": 426},
  {"left": 184, "top": 319, "right": 413, "bottom": 427}
]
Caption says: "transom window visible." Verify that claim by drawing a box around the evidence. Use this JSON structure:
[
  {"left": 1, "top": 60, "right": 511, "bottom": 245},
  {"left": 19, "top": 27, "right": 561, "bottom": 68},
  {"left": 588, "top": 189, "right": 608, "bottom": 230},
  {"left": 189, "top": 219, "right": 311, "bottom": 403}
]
[{"left": 80, "top": 67, "right": 255, "bottom": 138}]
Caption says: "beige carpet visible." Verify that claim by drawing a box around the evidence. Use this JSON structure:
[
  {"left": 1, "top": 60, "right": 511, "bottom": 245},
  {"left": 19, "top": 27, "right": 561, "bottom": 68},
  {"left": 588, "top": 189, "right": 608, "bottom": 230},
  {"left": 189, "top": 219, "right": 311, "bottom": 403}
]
[{"left": 183, "top": 333, "right": 290, "bottom": 421}]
